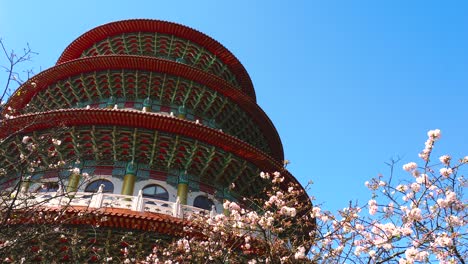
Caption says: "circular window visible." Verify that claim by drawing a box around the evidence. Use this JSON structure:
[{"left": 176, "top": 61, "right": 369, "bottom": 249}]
[
  {"left": 85, "top": 179, "right": 114, "bottom": 193},
  {"left": 142, "top": 184, "right": 169, "bottom": 201},
  {"left": 193, "top": 195, "right": 215, "bottom": 211}
]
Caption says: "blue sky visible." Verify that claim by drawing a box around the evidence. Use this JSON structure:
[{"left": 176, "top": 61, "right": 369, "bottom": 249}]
[{"left": 1, "top": 0, "right": 467, "bottom": 211}]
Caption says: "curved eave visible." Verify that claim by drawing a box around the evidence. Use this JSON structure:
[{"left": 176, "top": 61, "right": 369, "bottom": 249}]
[
  {"left": 0, "top": 108, "right": 300, "bottom": 189},
  {"left": 11, "top": 206, "right": 191, "bottom": 236},
  {"left": 4, "top": 55, "right": 284, "bottom": 161},
  {"left": 56, "top": 19, "right": 256, "bottom": 100}
]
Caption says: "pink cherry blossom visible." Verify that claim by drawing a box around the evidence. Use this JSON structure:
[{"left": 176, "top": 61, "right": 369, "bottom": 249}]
[
  {"left": 403, "top": 162, "right": 418, "bottom": 172},
  {"left": 439, "top": 168, "right": 453, "bottom": 177},
  {"left": 368, "top": 199, "right": 378, "bottom": 215},
  {"left": 427, "top": 129, "right": 441, "bottom": 139},
  {"left": 439, "top": 155, "right": 451, "bottom": 165}
]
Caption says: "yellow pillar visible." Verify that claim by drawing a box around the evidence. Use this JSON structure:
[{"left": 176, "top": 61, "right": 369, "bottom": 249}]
[
  {"left": 177, "top": 172, "right": 189, "bottom": 205},
  {"left": 177, "top": 183, "right": 188, "bottom": 205},
  {"left": 122, "top": 174, "right": 136, "bottom": 196},
  {"left": 67, "top": 173, "right": 81, "bottom": 193},
  {"left": 121, "top": 162, "right": 137, "bottom": 196}
]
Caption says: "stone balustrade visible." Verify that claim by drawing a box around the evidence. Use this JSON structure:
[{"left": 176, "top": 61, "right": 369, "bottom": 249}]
[{"left": 4, "top": 189, "right": 216, "bottom": 219}]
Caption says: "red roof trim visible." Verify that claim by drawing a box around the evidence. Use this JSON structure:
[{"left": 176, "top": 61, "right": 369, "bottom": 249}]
[
  {"left": 12, "top": 206, "right": 191, "bottom": 235},
  {"left": 56, "top": 19, "right": 256, "bottom": 100},
  {"left": 1, "top": 108, "right": 298, "bottom": 188}
]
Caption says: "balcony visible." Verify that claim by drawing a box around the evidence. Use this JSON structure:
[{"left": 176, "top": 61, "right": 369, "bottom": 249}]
[{"left": 4, "top": 188, "right": 216, "bottom": 219}]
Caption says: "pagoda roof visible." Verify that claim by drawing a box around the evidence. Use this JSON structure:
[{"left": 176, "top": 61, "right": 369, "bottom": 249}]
[
  {"left": 1, "top": 108, "right": 293, "bottom": 182},
  {"left": 10, "top": 206, "right": 192, "bottom": 236},
  {"left": 5, "top": 55, "right": 284, "bottom": 161},
  {"left": 56, "top": 19, "right": 256, "bottom": 100},
  {"left": 1, "top": 108, "right": 308, "bottom": 202}
]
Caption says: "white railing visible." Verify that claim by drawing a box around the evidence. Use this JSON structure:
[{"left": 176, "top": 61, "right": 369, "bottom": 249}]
[{"left": 4, "top": 188, "right": 216, "bottom": 219}]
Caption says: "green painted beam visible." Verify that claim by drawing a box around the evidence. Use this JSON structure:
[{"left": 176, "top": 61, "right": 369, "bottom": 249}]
[
  {"left": 180, "top": 39, "right": 191, "bottom": 58},
  {"left": 214, "top": 153, "right": 233, "bottom": 183},
  {"left": 153, "top": 32, "right": 158, "bottom": 57},
  {"left": 107, "top": 36, "right": 116, "bottom": 54},
  {"left": 32, "top": 131, "right": 51, "bottom": 167},
  {"left": 137, "top": 32, "right": 143, "bottom": 55},
  {"left": 192, "top": 87, "right": 206, "bottom": 111},
  {"left": 121, "top": 69, "right": 127, "bottom": 99},
  {"left": 67, "top": 78, "right": 81, "bottom": 106},
  {"left": 134, "top": 70, "right": 139, "bottom": 100},
  {"left": 159, "top": 74, "right": 167, "bottom": 103},
  {"left": 192, "top": 48, "right": 204, "bottom": 66},
  {"left": 218, "top": 104, "right": 238, "bottom": 127},
  {"left": 91, "top": 42, "right": 99, "bottom": 55},
  {"left": 167, "top": 35, "right": 175, "bottom": 57},
  {"left": 184, "top": 140, "right": 199, "bottom": 171},
  {"left": 91, "top": 71, "right": 103, "bottom": 100},
  {"left": 230, "top": 160, "right": 247, "bottom": 191},
  {"left": 149, "top": 130, "right": 159, "bottom": 167},
  {"left": 170, "top": 77, "right": 181, "bottom": 104},
  {"left": 198, "top": 146, "right": 216, "bottom": 178},
  {"left": 203, "top": 54, "right": 217, "bottom": 72},
  {"left": 58, "top": 82, "right": 72, "bottom": 107},
  {"left": 70, "top": 127, "right": 81, "bottom": 159},
  {"left": 181, "top": 81, "right": 194, "bottom": 106},
  {"left": 166, "top": 135, "right": 180, "bottom": 169},
  {"left": 131, "top": 127, "right": 138, "bottom": 163},
  {"left": 112, "top": 126, "right": 117, "bottom": 162},
  {"left": 77, "top": 75, "right": 94, "bottom": 102},
  {"left": 90, "top": 126, "right": 99, "bottom": 160},
  {"left": 147, "top": 72, "right": 153, "bottom": 97},
  {"left": 122, "top": 33, "right": 130, "bottom": 54},
  {"left": 201, "top": 91, "right": 218, "bottom": 116}
]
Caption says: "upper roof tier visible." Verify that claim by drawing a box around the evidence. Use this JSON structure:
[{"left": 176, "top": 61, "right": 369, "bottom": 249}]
[{"left": 57, "top": 19, "right": 256, "bottom": 100}]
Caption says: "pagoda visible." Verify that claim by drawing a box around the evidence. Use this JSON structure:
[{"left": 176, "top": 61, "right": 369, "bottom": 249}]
[{"left": 0, "top": 19, "right": 307, "bottom": 252}]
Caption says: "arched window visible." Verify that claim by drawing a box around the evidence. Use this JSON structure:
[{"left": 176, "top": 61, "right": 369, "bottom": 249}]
[
  {"left": 85, "top": 179, "right": 114, "bottom": 193},
  {"left": 193, "top": 195, "right": 214, "bottom": 211},
  {"left": 142, "top": 184, "right": 169, "bottom": 201},
  {"left": 37, "top": 182, "right": 59, "bottom": 192}
]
